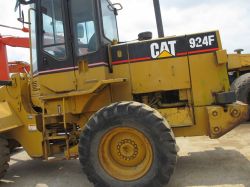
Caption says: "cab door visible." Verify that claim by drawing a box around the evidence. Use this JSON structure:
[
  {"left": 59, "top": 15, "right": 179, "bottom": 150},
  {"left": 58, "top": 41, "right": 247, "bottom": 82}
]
[{"left": 36, "top": 0, "right": 76, "bottom": 93}]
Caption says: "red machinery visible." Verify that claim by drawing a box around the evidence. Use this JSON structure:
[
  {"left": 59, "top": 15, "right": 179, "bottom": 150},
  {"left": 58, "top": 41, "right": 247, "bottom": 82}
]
[
  {"left": 8, "top": 61, "right": 30, "bottom": 73},
  {"left": 0, "top": 24, "right": 30, "bottom": 81}
]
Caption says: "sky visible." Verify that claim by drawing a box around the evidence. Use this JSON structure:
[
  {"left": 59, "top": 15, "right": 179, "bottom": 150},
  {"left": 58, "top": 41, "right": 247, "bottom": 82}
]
[
  {"left": 0, "top": 0, "right": 29, "bottom": 62},
  {"left": 0, "top": 0, "right": 249, "bottom": 63}
]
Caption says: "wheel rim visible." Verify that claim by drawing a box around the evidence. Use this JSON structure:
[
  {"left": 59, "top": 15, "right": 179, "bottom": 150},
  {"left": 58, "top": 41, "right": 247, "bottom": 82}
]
[{"left": 99, "top": 127, "right": 153, "bottom": 181}]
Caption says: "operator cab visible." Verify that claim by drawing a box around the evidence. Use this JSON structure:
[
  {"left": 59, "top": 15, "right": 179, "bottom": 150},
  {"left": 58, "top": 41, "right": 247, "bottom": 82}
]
[{"left": 18, "top": 0, "right": 119, "bottom": 77}]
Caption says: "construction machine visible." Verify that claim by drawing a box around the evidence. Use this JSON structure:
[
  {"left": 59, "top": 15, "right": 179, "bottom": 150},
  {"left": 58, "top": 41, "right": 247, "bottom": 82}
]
[
  {"left": 0, "top": 26, "right": 30, "bottom": 151},
  {"left": 0, "top": 0, "right": 248, "bottom": 186},
  {"left": 228, "top": 50, "right": 250, "bottom": 109},
  {"left": 0, "top": 28, "right": 30, "bottom": 81}
]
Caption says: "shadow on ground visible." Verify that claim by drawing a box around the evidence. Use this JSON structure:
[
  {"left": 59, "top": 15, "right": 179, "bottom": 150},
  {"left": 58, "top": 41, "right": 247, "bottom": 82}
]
[
  {"left": 169, "top": 147, "right": 250, "bottom": 187},
  {"left": 0, "top": 148, "right": 249, "bottom": 187},
  {"left": 0, "top": 153, "right": 92, "bottom": 187}
]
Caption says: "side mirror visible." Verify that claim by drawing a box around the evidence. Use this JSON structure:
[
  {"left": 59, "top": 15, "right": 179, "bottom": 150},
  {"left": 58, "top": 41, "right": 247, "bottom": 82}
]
[
  {"left": 107, "top": 3, "right": 123, "bottom": 16},
  {"left": 15, "top": 0, "right": 34, "bottom": 25},
  {"left": 15, "top": 0, "right": 35, "bottom": 11},
  {"left": 17, "top": 10, "right": 29, "bottom": 24},
  {"left": 18, "top": 0, "right": 35, "bottom": 5},
  {"left": 113, "top": 3, "right": 123, "bottom": 15},
  {"left": 77, "top": 24, "right": 85, "bottom": 38},
  {"left": 112, "top": 3, "right": 123, "bottom": 11}
]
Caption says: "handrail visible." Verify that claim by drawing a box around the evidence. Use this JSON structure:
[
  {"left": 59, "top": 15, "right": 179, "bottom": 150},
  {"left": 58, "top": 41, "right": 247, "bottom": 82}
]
[{"left": 40, "top": 78, "right": 127, "bottom": 100}]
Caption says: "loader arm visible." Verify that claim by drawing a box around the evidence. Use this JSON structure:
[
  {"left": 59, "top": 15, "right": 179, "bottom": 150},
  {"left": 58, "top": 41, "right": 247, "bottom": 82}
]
[{"left": 0, "top": 101, "right": 23, "bottom": 133}]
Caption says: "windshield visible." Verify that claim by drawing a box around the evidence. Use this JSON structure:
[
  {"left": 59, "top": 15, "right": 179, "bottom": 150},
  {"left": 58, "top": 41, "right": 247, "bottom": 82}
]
[
  {"left": 100, "top": 0, "right": 118, "bottom": 41},
  {"left": 70, "top": 0, "right": 98, "bottom": 57}
]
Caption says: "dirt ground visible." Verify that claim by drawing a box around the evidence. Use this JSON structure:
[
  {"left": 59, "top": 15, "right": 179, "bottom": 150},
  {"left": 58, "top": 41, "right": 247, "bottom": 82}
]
[{"left": 0, "top": 123, "right": 250, "bottom": 187}]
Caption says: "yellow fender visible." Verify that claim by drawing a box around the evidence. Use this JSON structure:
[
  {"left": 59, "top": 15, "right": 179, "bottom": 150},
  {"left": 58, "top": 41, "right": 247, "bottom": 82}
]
[{"left": 0, "top": 101, "right": 23, "bottom": 133}]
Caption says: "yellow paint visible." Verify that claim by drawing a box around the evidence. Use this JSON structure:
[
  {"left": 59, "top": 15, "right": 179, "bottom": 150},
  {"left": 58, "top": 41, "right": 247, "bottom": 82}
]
[
  {"left": 228, "top": 54, "right": 250, "bottom": 71},
  {"left": 216, "top": 50, "right": 228, "bottom": 64},
  {"left": 0, "top": 30, "right": 248, "bottom": 161},
  {"left": 111, "top": 64, "right": 133, "bottom": 102},
  {"left": 39, "top": 71, "right": 76, "bottom": 93},
  {"left": 99, "top": 127, "right": 153, "bottom": 181},
  {"left": 64, "top": 144, "right": 79, "bottom": 158},
  {"left": 207, "top": 103, "right": 248, "bottom": 138},
  {"left": 0, "top": 74, "right": 43, "bottom": 157},
  {"left": 159, "top": 107, "right": 194, "bottom": 127},
  {"left": 130, "top": 56, "right": 191, "bottom": 93},
  {"left": 117, "top": 50, "right": 123, "bottom": 58},
  {"left": 158, "top": 50, "right": 173, "bottom": 58},
  {"left": 179, "top": 89, "right": 189, "bottom": 101},
  {"left": 188, "top": 53, "right": 230, "bottom": 106},
  {"left": 0, "top": 102, "right": 23, "bottom": 133}
]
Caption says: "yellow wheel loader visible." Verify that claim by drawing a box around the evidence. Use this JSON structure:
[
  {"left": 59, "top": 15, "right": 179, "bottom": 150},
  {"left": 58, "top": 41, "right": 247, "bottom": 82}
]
[
  {"left": 0, "top": 0, "right": 248, "bottom": 186},
  {"left": 228, "top": 50, "right": 250, "bottom": 110}
]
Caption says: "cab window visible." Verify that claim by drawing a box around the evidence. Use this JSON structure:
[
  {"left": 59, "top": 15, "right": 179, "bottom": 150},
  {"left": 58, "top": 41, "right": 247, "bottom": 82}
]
[
  {"left": 100, "top": 0, "right": 118, "bottom": 41},
  {"left": 41, "top": 0, "right": 66, "bottom": 60},
  {"left": 71, "top": 0, "right": 98, "bottom": 56},
  {"left": 30, "top": 8, "right": 38, "bottom": 73}
]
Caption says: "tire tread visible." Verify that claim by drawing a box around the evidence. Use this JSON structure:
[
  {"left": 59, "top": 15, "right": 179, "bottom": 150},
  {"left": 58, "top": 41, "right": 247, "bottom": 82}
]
[
  {"left": 0, "top": 136, "right": 10, "bottom": 179},
  {"left": 79, "top": 102, "right": 177, "bottom": 187}
]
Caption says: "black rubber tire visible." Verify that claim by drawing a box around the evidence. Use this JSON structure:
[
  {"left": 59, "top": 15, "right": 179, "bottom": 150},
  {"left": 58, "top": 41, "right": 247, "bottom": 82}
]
[
  {"left": 231, "top": 73, "right": 250, "bottom": 117},
  {"left": 79, "top": 102, "right": 177, "bottom": 187},
  {"left": 0, "top": 136, "right": 10, "bottom": 179},
  {"left": 8, "top": 139, "right": 21, "bottom": 153}
]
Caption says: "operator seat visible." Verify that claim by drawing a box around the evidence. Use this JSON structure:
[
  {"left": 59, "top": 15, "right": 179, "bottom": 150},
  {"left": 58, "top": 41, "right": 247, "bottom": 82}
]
[{"left": 88, "top": 33, "right": 97, "bottom": 52}]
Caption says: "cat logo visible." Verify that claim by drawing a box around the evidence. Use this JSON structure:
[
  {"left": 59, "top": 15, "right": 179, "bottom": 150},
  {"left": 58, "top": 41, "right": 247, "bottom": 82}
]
[{"left": 150, "top": 40, "right": 177, "bottom": 59}]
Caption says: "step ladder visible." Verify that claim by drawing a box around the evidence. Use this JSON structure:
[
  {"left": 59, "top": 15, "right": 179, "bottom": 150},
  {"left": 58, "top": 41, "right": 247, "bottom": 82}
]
[{"left": 42, "top": 98, "right": 71, "bottom": 160}]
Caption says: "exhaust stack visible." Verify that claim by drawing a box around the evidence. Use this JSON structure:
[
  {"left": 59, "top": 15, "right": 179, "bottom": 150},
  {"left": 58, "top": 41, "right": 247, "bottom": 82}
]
[{"left": 153, "top": 0, "right": 164, "bottom": 38}]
